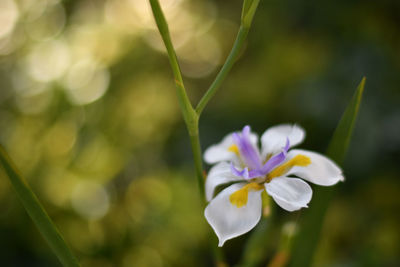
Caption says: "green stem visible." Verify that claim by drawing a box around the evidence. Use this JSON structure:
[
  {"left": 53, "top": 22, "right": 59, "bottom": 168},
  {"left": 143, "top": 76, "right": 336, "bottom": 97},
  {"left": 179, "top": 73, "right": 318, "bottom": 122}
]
[
  {"left": 238, "top": 195, "right": 276, "bottom": 267},
  {"left": 148, "top": 0, "right": 260, "bottom": 198},
  {"left": 148, "top": 0, "right": 197, "bottom": 128},
  {"left": 195, "top": 25, "right": 250, "bottom": 116},
  {"left": 149, "top": 0, "right": 204, "bottom": 198},
  {"left": 149, "top": 0, "right": 260, "bottom": 264},
  {"left": 196, "top": 0, "right": 259, "bottom": 116},
  {"left": 188, "top": 121, "right": 205, "bottom": 200},
  {"left": 0, "top": 145, "right": 80, "bottom": 267},
  {"left": 238, "top": 217, "right": 274, "bottom": 267}
]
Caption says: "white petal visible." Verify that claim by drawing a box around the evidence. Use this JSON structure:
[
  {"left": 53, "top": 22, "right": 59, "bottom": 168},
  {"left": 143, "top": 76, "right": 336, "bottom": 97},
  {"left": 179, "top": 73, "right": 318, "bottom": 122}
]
[
  {"left": 261, "top": 124, "right": 305, "bottom": 156},
  {"left": 204, "top": 183, "right": 262, "bottom": 246},
  {"left": 286, "top": 149, "right": 344, "bottom": 186},
  {"left": 205, "top": 162, "right": 243, "bottom": 201},
  {"left": 204, "top": 132, "right": 258, "bottom": 165},
  {"left": 204, "top": 134, "right": 235, "bottom": 164},
  {"left": 265, "top": 177, "right": 312, "bottom": 212}
]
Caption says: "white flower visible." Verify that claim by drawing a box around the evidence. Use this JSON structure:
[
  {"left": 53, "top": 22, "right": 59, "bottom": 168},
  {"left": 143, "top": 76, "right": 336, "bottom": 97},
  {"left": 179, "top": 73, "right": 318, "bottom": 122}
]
[{"left": 204, "top": 124, "right": 344, "bottom": 246}]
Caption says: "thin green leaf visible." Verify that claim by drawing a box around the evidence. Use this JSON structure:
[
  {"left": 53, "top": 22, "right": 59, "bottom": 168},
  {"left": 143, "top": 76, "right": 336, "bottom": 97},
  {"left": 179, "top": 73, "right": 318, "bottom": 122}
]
[
  {"left": 0, "top": 145, "right": 80, "bottom": 267},
  {"left": 326, "top": 77, "right": 366, "bottom": 162},
  {"left": 288, "top": 77, "right": 366, "bottom": 267}
]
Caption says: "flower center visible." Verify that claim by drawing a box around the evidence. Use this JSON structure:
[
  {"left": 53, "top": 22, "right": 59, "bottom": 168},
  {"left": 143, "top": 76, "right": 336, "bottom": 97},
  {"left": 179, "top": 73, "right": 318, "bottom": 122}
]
[
  {"left": 230, "top": 132, "right": 290, "bottom": 180},
  {"left": 229, "top": 154, "right": 312, "bottom": 208}
]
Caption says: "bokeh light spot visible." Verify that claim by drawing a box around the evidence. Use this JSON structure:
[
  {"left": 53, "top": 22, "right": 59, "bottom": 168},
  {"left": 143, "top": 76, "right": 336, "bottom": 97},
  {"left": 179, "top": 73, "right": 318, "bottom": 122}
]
[
  {"left": 25, "top": 39, "right": 70, "bottom": 82},
  {"left": 15, "top": 89, "right": 53, "bottom": 114},
  {"left": 25, "top": 2, "right": 66, "bottom": 41},
  {"left": 179, "top": 33, "right": 221, "bottom": 78},
  {"left": 64, "top": 59, "right": 110, "bottom": 105},
  {"left": 125, "top": 176, "right": 172, "bottom": 225},
  {"left": 44, "top": 119, "right": 77, "bottom": 157},
  {"left": 71, "top": 180, "right": 110, "bottom": 220},
  {"left": 0, "top": 0, "right": 19, "bottom": 39},
  {"left": 123, "top": 246, "right": 163, "bottom": 267}
]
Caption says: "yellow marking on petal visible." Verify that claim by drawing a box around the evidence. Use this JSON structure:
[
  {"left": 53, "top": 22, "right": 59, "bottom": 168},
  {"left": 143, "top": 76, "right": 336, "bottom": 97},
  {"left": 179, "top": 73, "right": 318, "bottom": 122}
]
[
  {"left": 228, "top": 144, "right": 240, "bottom": 156},
  {"left": 267, "top": 155, "right": 311, "bottom": 181},
  {"left": 229, "top": 182, "right": 264, "bottom": 208}
]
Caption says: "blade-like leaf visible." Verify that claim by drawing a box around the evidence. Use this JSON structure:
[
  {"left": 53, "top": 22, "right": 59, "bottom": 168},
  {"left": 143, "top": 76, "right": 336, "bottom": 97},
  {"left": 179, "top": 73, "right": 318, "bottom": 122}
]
[
  {"left": 0, "top": 145, "right": 80, "bottom": 267},
  {"left": 288, "top": 77, "right": 366, "bottom": 267},
  {"left": 326, "top": 77, "right": 366, "bottom": 161}
]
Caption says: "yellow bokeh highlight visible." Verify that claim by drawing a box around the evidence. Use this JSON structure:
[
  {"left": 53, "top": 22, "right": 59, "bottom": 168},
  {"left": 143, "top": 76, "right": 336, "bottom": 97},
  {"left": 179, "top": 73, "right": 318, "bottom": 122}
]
[
  {"left": 0, "top": 0, "right": 19, "bottom": 39},
  {"left": 43, "top": 119, "right": 77, "bottom": 158}
]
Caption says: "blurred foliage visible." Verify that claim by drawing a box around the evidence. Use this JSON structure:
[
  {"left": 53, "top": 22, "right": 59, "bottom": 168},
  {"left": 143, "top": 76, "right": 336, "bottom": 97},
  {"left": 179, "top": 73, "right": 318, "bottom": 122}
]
[{"left": 0, "top": 0, "right": 399, "bottom": 266}]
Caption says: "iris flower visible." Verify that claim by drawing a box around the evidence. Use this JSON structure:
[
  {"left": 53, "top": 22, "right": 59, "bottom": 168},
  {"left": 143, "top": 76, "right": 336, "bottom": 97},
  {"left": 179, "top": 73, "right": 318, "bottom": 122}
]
[{"left": 203, "top": 125, "right": 344, "bottom": 246}]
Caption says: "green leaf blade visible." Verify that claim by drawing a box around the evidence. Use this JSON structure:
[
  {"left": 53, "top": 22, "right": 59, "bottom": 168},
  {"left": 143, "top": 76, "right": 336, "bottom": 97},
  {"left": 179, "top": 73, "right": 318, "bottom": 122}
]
[
  {"left": 0, "top": 145, "right": 80, "bottom": 267},
  {"left": 326, "top": 77, "right": 366, "bottom": 163},
  {"left": 288, "top": 77, "right": 366, "bottom": 267}
]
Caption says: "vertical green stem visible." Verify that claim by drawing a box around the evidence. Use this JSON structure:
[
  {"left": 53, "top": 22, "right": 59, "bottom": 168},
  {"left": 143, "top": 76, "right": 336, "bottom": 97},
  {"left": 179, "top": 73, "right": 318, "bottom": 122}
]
[
  {"left": 149, "top": 0, "right": 260, "bottom": 199},
  {"left": 148, "top": 0, "right": 197, "bottom": 128},
  {"left": 238, "top": 217, "right": 274, "bottom": 267},
  {"left": 149, "top": 0, "right": 261, "bottom": 264},
  {"left": 0, "top": 145, "right": 80, "bottom": 267},
  {"left": 188, "top": 121, "right": 205, "bottom": 200},
  {"left": 238, "top": 195, "right": 276, "bottom": 267},
  {"left": 149, "top": 0, "right": 203, "bottom": 198}
]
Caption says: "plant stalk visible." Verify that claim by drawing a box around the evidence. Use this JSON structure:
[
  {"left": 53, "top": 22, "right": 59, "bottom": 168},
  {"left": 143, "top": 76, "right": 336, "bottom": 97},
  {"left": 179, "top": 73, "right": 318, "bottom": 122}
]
[
  {"left": 196, "top": 0, "right": 259, "bottom": 115},
  {"left": 0, "top": 145, "right": 80, "bottom": 267},
  {"left": 195, "top": 25, "right": 249, "bottom": 116},
  {"left": 188, "top": 120, "right": 206, "bottom": 199},
  {"left": 148, "top": 0, "right": 197, "bottom": 128}
]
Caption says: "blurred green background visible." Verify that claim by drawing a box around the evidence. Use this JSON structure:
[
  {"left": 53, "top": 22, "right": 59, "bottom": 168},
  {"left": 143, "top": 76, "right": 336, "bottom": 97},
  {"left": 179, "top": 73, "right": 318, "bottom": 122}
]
[{"left": 0, "top": 0, "right": 399, "bottom": 266}]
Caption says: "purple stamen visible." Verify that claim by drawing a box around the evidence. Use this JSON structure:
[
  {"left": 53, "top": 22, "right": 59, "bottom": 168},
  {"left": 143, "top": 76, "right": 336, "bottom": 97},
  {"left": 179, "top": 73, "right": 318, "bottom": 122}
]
[
  {"left": 259, "top": 138, "right": 290, "bottom": 175},
  {"left": 230, "top": 137, "right": 290, "bottom": 180},
  {"left": 230, "top": 163, "right": 249, "bottom": 179},
  {"left": 232, "top": 126, "right": 262, "bottom": 170}
]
